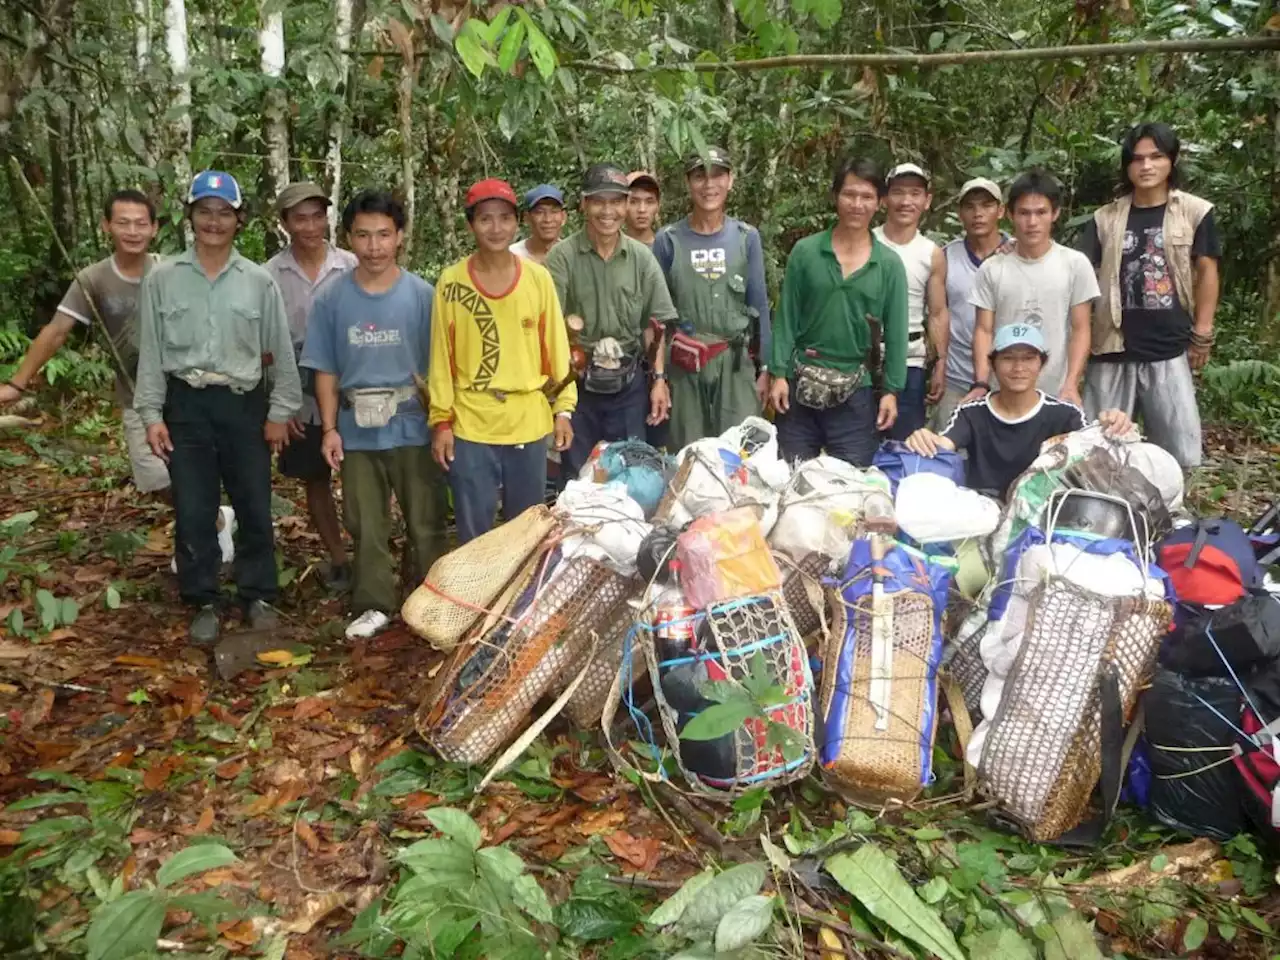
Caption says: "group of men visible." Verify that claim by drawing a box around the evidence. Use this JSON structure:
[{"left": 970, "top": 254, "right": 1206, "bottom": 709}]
[{"left": 0, "top": 121, "right": 1219, "bottom": 642}]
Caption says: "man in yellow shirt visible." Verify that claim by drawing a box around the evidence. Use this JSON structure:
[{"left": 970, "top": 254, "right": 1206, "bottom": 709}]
[{"left": 429, "top": 179, "right": 576, "bottom": 543}]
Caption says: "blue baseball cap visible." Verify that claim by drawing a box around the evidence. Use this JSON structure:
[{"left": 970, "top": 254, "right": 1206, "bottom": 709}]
[
  {"left": 524, "top": 184, "right": 564, "bottom": 210},
  {"left": 186, "top": 170, "right": 243, "bottom": 209},
  {"left": 993, "top": 323, "right": 1047, "bottom": 354}
]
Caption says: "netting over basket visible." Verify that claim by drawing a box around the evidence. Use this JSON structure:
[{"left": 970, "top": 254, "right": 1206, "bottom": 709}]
[
  {"left": 416, "top": 554, "right": 623, "bottom": 765},
  {"left": 549, "top": 576, "right": 643, "bottom": 729},
  {"left": 946, "top": 620, "right": 989, "bottom": 725},
  {"left": 402, "top": 505, "right": 559, "bottom": 652},
  {"left": 645, "top": 592, "right": 816, "bottom": 797},
  {"left": 977, "top": 576, "right": 1170, "bottom": 841},
  {"left": 821, "top": 585, "right": 941, "bottom": 805},
  {"left": 779, "top": 551, "right": 830, "bottom": 642}
]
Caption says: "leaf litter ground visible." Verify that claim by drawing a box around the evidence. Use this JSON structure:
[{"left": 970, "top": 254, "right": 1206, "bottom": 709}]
[{"left": 4, "top": 409, "right": 1280, "bottom": 959}]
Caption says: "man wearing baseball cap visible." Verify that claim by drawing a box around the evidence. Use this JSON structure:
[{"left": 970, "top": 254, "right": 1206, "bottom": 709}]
[
  {"left": 134, "top": 170, "right": 302, "bottom": 644},
  {"left": 301, "top": 190, "right": 443, "bottom": 641},
  {"left": 266, "top": 182, "right": 357, "bottom": 591},
  {"left": 510, "top": 184, "right": 566, "bottom": 265},
  {"left": 546, "top": 163, "right": 677, "bottom": 479},
  {"left": 624, "top": 171, "right": 661, "bottom": 247},
  {"left": 653, "top": 146, "right": 771, "bottom": 449},
  {"left": 933, "top": 176, "right": 1007, "bottom": 429},
  {"left": 873, "top": 162, "right": 946, "bottom": 440},
  {"left": 904, "top": 323, "right": 1131, "bottom": 499},
  {"left": 429, "top": 178, "right": 575, "bottom": 543}
]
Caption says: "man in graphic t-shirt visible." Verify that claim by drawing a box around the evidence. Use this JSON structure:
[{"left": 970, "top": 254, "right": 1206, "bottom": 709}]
[
  {"left": 967, "top": 169, "right": 1099, "bottom": 407},
  {"left": 1077, "top": 122, "right": 1220, "bottom": 469},
  {"left": 904, "top": 324, "right": 1131, "bottom": 500},
  {"left": 653, "top": 146, "right": 771, "bottom": 448},
  {"left": 301, "top": 190, "right": 445, "bottom": 641}
]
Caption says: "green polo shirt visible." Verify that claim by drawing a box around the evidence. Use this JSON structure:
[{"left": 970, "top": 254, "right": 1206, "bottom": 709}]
[
  {"left": 770, "top": 228, "right": 909, "bottom": 393},
  {"left": 545, "top": 230, "right": 677, "bottom": 350},
  {"left": 134, "top": 248, "right": 302, "bottom": 427}
]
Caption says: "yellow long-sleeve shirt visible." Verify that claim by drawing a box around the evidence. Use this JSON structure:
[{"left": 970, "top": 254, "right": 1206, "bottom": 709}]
[{"left": 428, "top": 256, "right": 577, "bottom": 445}]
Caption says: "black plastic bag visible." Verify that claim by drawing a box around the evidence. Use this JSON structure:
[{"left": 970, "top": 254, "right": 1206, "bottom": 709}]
[
  {"left": 1161, "top": 591, "right": 1280, "bottom": 677},
  {"left": 1144, "top": 667, "right": 1248, "bottom": 840},
  {"left": 1059, "top": 446, "right": 1173, "bottom": 542}
]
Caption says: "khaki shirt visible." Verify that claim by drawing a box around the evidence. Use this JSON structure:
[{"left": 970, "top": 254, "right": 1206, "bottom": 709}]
[
  {"left": 545, "top": 230, "right": 677, "bottom": 350},
  {"left": 133, "top": 248, "right": 302, "bottom": 427}
]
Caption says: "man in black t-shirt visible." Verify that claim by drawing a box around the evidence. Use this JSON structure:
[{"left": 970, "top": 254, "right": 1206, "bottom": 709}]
[
  {"left": 1077, "top": 123, "right": 1220, "bottom": 470},
  {"left": 904, "top": 324, "right": 1131, "bottom": 500}
]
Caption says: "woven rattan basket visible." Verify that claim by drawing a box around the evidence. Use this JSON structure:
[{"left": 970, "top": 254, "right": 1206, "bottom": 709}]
[
  {"left": 779, "top": 551, "right": 831, "bottom": 642},
  {"left": 416, "top": 555, "right": 622, "bottom": 764},
  {"left": 402, "top": 505, "right": 559, "bottom": 652},
  {"left": 549, "top": 574, "right": 643, "bottom": 729},
  {"left": 978, "top": 576, "right": 1170, "bottom": 841},
  {"left": 820, "top": 584, "right": 942, "bottom": 806}
]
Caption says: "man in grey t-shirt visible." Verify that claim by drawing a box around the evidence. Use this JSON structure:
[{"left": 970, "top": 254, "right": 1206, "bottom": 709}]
[
  {"left": 967, "top": 169, "right": 1099, "bottom": 406},
  {"left": 0, "top": 189, "right": 169, "bottom": 494}
]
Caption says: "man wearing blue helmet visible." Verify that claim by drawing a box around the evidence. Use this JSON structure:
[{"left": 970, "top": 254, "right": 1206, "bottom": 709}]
[
  {"left": 904, "top": 323, "right": 1131, "bottom": 499},
  {"left": 134, "top": 170, "right": 302, "bottom": 644}
]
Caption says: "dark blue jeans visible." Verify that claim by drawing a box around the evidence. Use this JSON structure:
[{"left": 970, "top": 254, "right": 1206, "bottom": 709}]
[
  {"left": 776, "top": 385, "right": 878, "bottom": 467},
  {"left": 449, "top": 436, "right": 550, "bottom": 544},
  {"left": 563, "top": 374, "right": 649, "bottom": 479},
  {"left": 886, "top": 366, "right": 928, "bottom": 441}
]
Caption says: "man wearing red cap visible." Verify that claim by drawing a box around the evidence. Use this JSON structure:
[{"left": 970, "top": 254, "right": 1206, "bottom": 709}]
[{"left": 429, "top": 179, "right": 576, "bottom": 543}]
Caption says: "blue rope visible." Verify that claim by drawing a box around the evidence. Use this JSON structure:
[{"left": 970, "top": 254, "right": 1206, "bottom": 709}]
[
  {"left": 621, "top": 622, "right": 664, "bottom": 772},
  {"left": 1204, "top": 625, "right": 1269, "bottom": 731},
  {"left": 1189, "top": 689, "right": 1258, "bottom": 746}
]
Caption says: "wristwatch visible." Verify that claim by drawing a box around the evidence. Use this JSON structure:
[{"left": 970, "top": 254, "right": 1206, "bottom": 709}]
[
  {"left": 650, "top": 371, "right": 668, "bottom": 382},
  {"left": 968, "top": 381, "right": 990, "bottom": 393}
]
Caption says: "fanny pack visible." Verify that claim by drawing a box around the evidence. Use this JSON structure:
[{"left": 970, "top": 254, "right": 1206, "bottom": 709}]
[
  {"left": 793, "top": 356, "right": 863, "bottom": 410},
  {"left": 583, "top": 352, "right": 640, "bottom": 395},
  {"left": 669, "top": 331, "right": 736, "bottom": 374},
  {"left": 343, "top": 386, "right": 418, "bottom": 429}
]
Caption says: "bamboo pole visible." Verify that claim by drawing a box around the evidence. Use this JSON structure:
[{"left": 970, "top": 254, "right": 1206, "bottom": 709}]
[{"left": 561, "top": 34, "right": 1280, "bottom": 73}]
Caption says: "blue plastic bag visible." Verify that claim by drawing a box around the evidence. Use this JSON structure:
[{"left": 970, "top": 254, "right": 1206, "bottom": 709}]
[{"left": 872, "top": 440, "right": 966, "bottom": 494}]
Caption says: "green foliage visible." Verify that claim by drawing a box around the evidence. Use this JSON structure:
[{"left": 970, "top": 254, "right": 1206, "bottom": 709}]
[
  {"left": 1200, "top": 359, "right": 1280, "bottom": 441},
  {"left": 679, "top": 651, "right": 806, "bottom": 762}
]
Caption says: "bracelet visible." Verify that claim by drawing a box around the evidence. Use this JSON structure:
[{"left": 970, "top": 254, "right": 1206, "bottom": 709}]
[
  {"left": 968, "top": 381, "right": 990, "bottom": 393},
  {"left": 322, "top": 426, "right": 338, "bottom": 435},
  {"left": 6, "top": 380, "right": 26, "bottom": 393},
  {"left": 1189, "top": 330, "right": 1215, "bottom": 347}
]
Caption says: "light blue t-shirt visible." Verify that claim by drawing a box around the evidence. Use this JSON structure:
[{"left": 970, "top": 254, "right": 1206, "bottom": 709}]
[{"left": 299, "top": 270, "right": 433, "bottom": 452}]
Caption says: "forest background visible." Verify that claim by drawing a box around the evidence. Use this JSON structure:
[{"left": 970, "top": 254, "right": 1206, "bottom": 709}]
[{"left": 2, "top": 0, "right": 1280, "bottom": 433}]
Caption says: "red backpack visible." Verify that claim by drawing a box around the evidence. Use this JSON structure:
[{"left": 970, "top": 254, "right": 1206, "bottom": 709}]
[{"left": 1157, "top": 519, "right": 1261, "bottom": 608}]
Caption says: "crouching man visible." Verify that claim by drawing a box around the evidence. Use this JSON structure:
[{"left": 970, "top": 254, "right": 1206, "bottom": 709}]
[
  {"left": 135, "top": 171, "right": 302, "bottom": 643},
  {"left": 904, "top": 324, "right": 1132, "bottom": 500},
  {"left": 301, "top": 191, "right": 445, "bottom": 640}
]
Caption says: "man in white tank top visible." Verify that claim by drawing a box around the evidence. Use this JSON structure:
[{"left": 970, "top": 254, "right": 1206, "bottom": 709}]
[{"left": 873, "top": 163, "right": 948, "bottom": 439}]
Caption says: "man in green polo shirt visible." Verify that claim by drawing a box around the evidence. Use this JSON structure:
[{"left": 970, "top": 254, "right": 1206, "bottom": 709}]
[
  {"left": 770, "top": 156, "right": 908, "bottom": 467},
  {"left": 546, "top": 163, "right": 677, "bottom": 478},
  {"left": 135, "top": 171, "right": 302, "bottom": 644}
]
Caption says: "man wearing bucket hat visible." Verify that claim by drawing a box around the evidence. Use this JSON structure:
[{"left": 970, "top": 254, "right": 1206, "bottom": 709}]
[
  {"left": 429, "top": 178, "right": 575, "bottom": 543},
  {"left": 873, "top": 162, "right": 947, "bottom": 440},
  {"left": 904, "top": 323, "right": 1132, "bottom": 499},
  {"left": 134, "top": 170, "right": 302, "bottom": 644},
  {"left": 653, "top": 145, "right": 771, "bottom": 449},
  {"left": 266, "top": 182, "right": 357, "bottom": 591},
  {"left": 301, "top": 190, "right": 444, "bottom": 641},
  {"left": 545, "top": 163, "right": 677, "bottom": 479},
  {"left": 624, "top": 171, "right": 661, "bottom": 247},
  {"left": 510, "top": 183, "right": 566, "bottom": 265},
  {"left": 933, "top": 176, "right": 1007, "bottom": 429}
]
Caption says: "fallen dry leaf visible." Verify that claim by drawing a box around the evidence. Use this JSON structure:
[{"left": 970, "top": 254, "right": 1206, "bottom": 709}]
[
  {"left": 256, "top": 650, "right": 295, "bottom": 665},
  {"left": 272, "top": 891, "right": 350, "bottom": 935},
  {"left": 207, "top": 703, "right": 244, "bottom": 727},
  {"left": 114, "top": 654, "right": 166, "bottom": 669},
  {"left": 293, "top": 697, "right": 331, "bottom": 722},
  {"left": 0, "top": 642, "right": 32, "bottom": 661},
  {"left": 42, "top": 628, "right": 80, "bottom": 643},
  {"left": 184, "top": 806, "right": 215, "bottom": 835},
  {"left": 603, "top": 831, "right": 662, "bottom": 873},
  {"left": 22, "top": 689, "right": 55, "bottom": 730},
  {"left": 1084, "top": 837, "right": 1220, "bottom": 888},
  {"left": 214, "top": 759, "right": 246, "bottom": 780},
  {"left": 265, "top": 758, "right": 307, "bottom": 786},
  {"left": 217, "top": 918, "right": 260, "bottom": 946},
  {"left": 577, "top": 808, "right": 628, "bottom": 837},
  {"left": 348, "top": 746, "right": 369, "bottom": 780},
  {"left": 143, "top": 756, "right": 182, "bottom": 790},
  {"left": 129, "top": 828, "right": 164, "bottom": 844},
  {"left": 295, "top": 820, "right": 320, "bottom": 854},
  {"left": 396, "top": 791, "right": 438, "bottom": 812},
  {"left": 0, "top": 829, "right": 22, "bottom": 845},
  {"left": 818, "top": 926, "right": 846, "bottom": 957},
  {"left": 313, "top": 738, "right": 356, "bottom": 762}
]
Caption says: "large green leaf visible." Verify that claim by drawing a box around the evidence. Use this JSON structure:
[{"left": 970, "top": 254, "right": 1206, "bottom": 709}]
[
  {"left": 555, "top": 896, "right": 639, "bottom": 941},
  {"left": 647, "top": 868, "right": 715, "bottom": 927},
  {"left": 964, "top": 927, "right": 1036, "bottom": 959},
  {"left": 427, "top": 807, "right": 483, "bottom": 850},
  {"left": 1041, "top": 910, "right": 1103, "bottom": 960},
  {"left": 156, "top": 843, "right": 239, "bottom": 889},
  {"left": 20, "top": 815, "right": 90, "bottom": 843},
  {"left": 455, "top": 22, "right": 491, "bottom": 78},
  {"left": 524, "top": 18, "right": 558, "bottom": 79},
  {"left": 825, "top": 844, "right": 965, "bottom": 960},
  {"left": 680, "top": 699, "right": 755, "bottom": 741},
  {"left": 714, "top": 894, "right": 776, "bottom": 952},
  {"left": 477, "top": 846, "right": 525, "bottom": 886},
  {"left": 86, "top": 890, "right": 166, "bottom": 960},
  {"left": 512, "top": 874, "right": 553, "bottom": 924},
  {"left": 397, "top": 837, "right": 477, "bottom": 888},
  {"left": 677, "top": 862, "right": 767, "bottom": 933},
  {"left": 497, "top": 19, "right": 527, "bottom": 74}
]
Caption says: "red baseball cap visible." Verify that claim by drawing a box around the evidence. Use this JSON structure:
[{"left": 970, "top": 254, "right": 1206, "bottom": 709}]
[{"left": 465, "top": 178, "right": 518, "bottom": 210}]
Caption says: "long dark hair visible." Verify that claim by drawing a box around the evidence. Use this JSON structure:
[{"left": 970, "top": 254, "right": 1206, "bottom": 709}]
[{"left": 1119, "top": 122, "right": 1181, "bottom": 194}]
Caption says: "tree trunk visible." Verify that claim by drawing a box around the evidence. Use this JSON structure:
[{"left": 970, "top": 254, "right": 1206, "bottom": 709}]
[
  {"left": 326, "top": 0, "right": 355, "bottom": 237},
  {"left": 48, "top": 86, "right": 76, "bottom": 269},
  {"left": 164, "top": 0, "right": 192, "bottom": 189},
  {"left": 260, "top": 2, "right": 289, "bottom": 254},
  {"left": 391, "top": 21, "right": 418, "bottom": 259},
  {"left": 1266, "top": 11, "right": 1280, "bottom": 337},
  {"left": 135, "top": 0, "right": 151, "bottom": 68}
]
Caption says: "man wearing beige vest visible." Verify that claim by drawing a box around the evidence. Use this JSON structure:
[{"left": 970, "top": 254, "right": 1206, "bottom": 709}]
[{"left": 1078, "top": 122, "right": 1220, "bottom": 468}]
